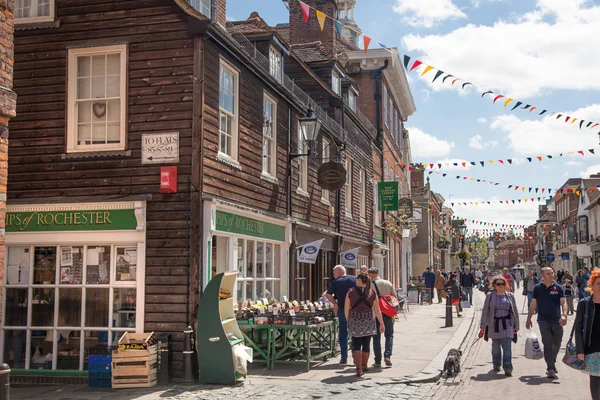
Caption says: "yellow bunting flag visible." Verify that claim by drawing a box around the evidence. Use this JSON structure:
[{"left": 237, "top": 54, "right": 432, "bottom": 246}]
[
  {"left": 504, "top": 98, "right": 514, "bottom": 107},
  {"left": 316, "top": 10, "right": 326, "bottom": 31},
  {"left": 421, "top": 65, "right": 434, "bottom": 77}
]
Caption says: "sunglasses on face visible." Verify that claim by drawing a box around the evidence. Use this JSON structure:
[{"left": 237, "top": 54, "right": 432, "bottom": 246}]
[{"left": 495, "top": 282, "right": 506, "bottom": 286}]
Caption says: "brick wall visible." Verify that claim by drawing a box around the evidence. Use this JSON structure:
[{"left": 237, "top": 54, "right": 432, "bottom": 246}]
[
  {"left": 0, "top": 0, "right": 16, "bottom": 316},
  {"left": 289, "top": 0, "right": 337, "bottom": 57},
  {"left": 215, "top": 0, "right": 226, "bottom": 27}
]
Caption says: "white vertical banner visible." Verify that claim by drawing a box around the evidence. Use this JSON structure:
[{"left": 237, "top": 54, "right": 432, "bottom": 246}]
[
  {"left": 297, "top": 239, "right": 325, "bottom": 264},
  {"left": 340, "top": 247, "right": 360, "bottom": 269}
]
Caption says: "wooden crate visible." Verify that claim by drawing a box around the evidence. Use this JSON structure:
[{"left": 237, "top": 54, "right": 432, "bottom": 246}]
[
  {"left": 111, "top": 348, "right": 158, "bottom": 389},
  {"left": 117, "top": 332, "right": 157, "bottom": 352}
]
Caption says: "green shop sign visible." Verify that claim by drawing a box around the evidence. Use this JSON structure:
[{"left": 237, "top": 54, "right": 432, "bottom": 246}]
[
  {"left": 215, "top": 210, "right": 285, "bottom": 242},
  {"left": 378, "top": 181, "right": 399, "bottom": 211},
  {"left": 6, "top": 209, "right": 138, "bottom": 232}
]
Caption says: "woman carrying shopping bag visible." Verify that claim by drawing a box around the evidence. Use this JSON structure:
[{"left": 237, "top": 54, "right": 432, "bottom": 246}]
[
  {"left": 478, "top": 275, "right": 519, "bottom": 376},
  {"left": 575, "top": 268, "right": 600, "bottom": 399}
]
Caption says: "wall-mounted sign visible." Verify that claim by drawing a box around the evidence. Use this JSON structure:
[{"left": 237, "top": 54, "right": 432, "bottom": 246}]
[
  {"left": 298, "top": 239, "right": 324, "bottom": 264},
  {"left": 546, "top": 253, "right": 555, "bottom": 262},
  {"left": 378, "top": 181, "right": 399, "bottom": 211},
  {"left": 142, "top": 132, "right": 179, "bottom": 164},
  {"left": 408, "top": 207, "right": 423, "bottom": 223},
  {"left": 215, "top": 210, "right": 285, "bottom": 242},
  {"left": 398, "top": 197, "right": 414, "bottom": 218},
  {"left": 6, "top": 209, "right": 138, "bottom": 232},
  {"left": 561, "top": 252, "right": 570, "bottom": 260},
  {"left": 317, "top": 161, "right": 347, "bottom": 191}
]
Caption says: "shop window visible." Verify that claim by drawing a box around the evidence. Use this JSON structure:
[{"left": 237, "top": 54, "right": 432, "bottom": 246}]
[
  {"left": 15, "top": 0, "right": 54, "bottom": 23},
  {"left": 67, "top": 45, "right": 127, "bottom": 152},
  {"left": 358, "top": 255, "right": 369, "bottom": 269},
  {"left": 2, "top": 244, "right": 140, "bottom": 370},
  {"left": 234, "top": 239, "right": 282, "bottom": 302}
]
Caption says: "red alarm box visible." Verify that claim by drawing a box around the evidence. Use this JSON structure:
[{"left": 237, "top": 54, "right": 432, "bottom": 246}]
[{"left": 160, "top": 166, "right": 177, "bottom": 193}]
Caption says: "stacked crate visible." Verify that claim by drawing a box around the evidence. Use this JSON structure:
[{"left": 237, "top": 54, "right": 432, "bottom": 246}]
[
  {"left": 88, "top": 355, "right": 112, "bottom": 387},
  {"left": 111, "top": 332, "right": 158, "bottom": 389}
]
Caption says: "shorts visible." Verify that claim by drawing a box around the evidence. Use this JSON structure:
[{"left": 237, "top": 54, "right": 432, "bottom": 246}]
[{"left": 452, "top": 299, "right": 459, "bottom": 304}]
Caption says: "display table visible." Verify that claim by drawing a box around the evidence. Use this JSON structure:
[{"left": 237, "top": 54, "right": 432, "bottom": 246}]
[{"left": 239, "top": 324, "right": 272, "bottom": 370}]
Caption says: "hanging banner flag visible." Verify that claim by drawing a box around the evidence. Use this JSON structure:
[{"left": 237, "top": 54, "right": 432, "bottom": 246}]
[
  {"left": 316, "top": 10, "right": 326, "bottom": 31},
  {"left": 297, "top": 239, "right": 324, "bottom": 264},
  {"left": 341, "top": 247, "right": 360, "bottom": 269},
  {"left": 334, "top": 20, "right": 343, "bottom": 38},
  {"left": 299, "top": 1, "right": 310, "bottom": 22},
  {"left": 363, "top": 35, "right": 372, "bottom": 54},
  {"left": 378, "top": 181, "right": 399, "bottom": 211}
]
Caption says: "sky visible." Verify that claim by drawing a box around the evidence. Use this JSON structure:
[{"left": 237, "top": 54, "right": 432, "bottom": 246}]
[{"left": 226, "top": 0, "right": 600, "bottom": 234}]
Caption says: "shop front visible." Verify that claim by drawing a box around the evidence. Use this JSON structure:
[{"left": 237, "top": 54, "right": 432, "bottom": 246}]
[
  {"left": 203, "top": 201, "right": 291, "bottom": 303},
  {"left": 1, "top": 201, "right": 146, "bottom": 371}
]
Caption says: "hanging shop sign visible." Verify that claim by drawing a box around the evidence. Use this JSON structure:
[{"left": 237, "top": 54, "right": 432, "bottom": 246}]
[
  {"left": 378, "top": 181, "right": 399, "bottom": 211},
  {"left": 341, "top": 247, "right": 360, "bottom": 269},
  {"left": 6, "top": 209, "right": 138, "bottom": 232},
  {"left": 297, "top": 239, "right": 325, "bottom": 264},
  {"left": 215, "top": 210, "right": 286, "bottom": 242},
  {"left": 398, "top": 197, "right": 414, "bottom": 218},
  {"left": 317, "top": 161, "right": 347, "bottom": 191}
]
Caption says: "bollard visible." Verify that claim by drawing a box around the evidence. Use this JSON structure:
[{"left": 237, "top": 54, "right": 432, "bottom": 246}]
[
  {"left": 181, "top": 326, "right": 196, "bottom": 385},
  {"left": 445, "top": 290, "right": 453, "bottom": 328},
  {"left": 0, "top": 363, "right": 10, "bottom": 400}
]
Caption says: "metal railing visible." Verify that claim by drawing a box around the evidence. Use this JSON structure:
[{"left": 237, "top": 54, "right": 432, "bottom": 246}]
[
  {"left": 226, "top": 22, "right": 350, "bottom": 141},
  {"left": 187, "top": 0, "right": 215, "bottom": 21},
  {"left": 344, "top": 94, "right": 377, "bottom": 137}
]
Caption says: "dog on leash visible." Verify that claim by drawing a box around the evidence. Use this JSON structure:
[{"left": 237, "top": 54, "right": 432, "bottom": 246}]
[{"left": 442, "top": 348, "right": 462, "bottom": 379}]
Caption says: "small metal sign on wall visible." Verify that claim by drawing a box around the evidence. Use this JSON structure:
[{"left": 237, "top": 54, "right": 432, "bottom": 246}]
[{"left": 142, "top": 132, "right": 179, "bottom": 164}]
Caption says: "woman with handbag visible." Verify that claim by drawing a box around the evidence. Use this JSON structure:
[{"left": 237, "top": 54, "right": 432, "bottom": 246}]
[
  {"left": 345, "top": 273, "right": 385, "bottom": 377},
  {"left": 478, "top": 275, "right": 519, "bottom": 376},
  {"left": 575, "top": 268, "right": 600, "bottom": 399}
]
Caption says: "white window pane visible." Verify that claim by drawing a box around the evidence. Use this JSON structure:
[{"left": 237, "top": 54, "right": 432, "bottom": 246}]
[
  {"left": 78, "top": 124, "right": 91, "bottom": 144},
  {"left": 91, "top": 101, "right": 107, "bottom": 122},
  {"left": 77, "top": 78, "right": 90, "bottom": 100},
  {"left": 91, "top": 55, "right": 105, "bottom": 77},
  {"left": 107, "top": 99, "right": 120, "bottom": 122},
  {"left": 77, "top": 102, "right": 91, "bottom": 124},
  {"left": 106, "top": 76, "right": 120, "bottom": 98},
  {"left": 91, "top": 77, "right": 105, "bottom": 99},
  {"left": 107, "top": 53, "right": 120, "bottom": 74},
  {"left": 92, "top": 124, "right": 107, "bottom": 144},
  {"left": 107, "top": 123, "right": 120, "bottom": 143},
  {"left": 38, "top": 0, "right": 50, "bottom": 17},
  {"left": 77, "top": 56, "right": 90, "bottom": 78}
]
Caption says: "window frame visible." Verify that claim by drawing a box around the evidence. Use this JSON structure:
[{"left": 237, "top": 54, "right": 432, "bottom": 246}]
[
  {"left": 269, "top": 45, "right": 283, "bottom": 84},
  {"left": 67, "top": 44, "right": 128, "bottom": 153},
  {"left": 348, "top": 92, "right": 357, "bottom": 111},
  {"left": 262, "top": 93, "right": 277, "bottom": 178},
  {"left": 374, "top": 181, "right": 380, "bottom": 226},
  {"left": 297, "top": 122, "right": 308, "bottom": 194},
  {"left": 345, "top": 159, "right": 353, "bottom": 215},
  {"left": 359, "top": 167, "right": 366, "bottom": 219},
  {"left": 218, "top": 59, "right": 240, "bottom": 161},
  {"left": 14, "top": 0, "right": 55, "bottom": 24},
  {"left": 332, "top": 71, "right": 342, "bottom": 96},
  {"left": 321, "top": 138, "right": 331, "bottom": 204}
]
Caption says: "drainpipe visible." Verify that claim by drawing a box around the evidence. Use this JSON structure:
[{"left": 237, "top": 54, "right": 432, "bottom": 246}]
[{"left": 286, "top": 106, "right": 296, "bottom": 299}]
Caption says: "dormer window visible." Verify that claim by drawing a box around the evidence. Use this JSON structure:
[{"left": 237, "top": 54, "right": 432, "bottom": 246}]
[
  {"left": 348, "top": 91, "right": 357, "bottom": 111},
  {"left": 332, "top": 71, "right": 341, "bottom": 96},
  {"left": 269, "top": 45, "right": 283, "bottom": 83}
]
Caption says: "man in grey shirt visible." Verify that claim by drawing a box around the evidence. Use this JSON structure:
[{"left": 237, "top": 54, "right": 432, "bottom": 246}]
[{"left": 368, "top": 267, "right": 395, "bottom": 368}]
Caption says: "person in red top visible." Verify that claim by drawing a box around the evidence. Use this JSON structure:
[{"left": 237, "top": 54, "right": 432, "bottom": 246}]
[{"left": 503, "top": 268, "right": 514, "bottom": 292}]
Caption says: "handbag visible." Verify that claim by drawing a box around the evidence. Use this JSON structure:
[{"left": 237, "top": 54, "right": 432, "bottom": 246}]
[
  {"left": 562, "top": 298, "right": 589, "bottom": 370},
  {"left": 373, "top": 281, "right": 399, "bottom": 317}
]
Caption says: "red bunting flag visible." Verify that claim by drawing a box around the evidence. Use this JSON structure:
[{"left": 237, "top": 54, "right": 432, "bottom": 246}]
[
  {"left": 363, "top": 35, "right": 371, "bottom": 54},
  {"left": 430, "top": 164, "right": 434, "bottom": 169},
  {"left": 410, "top": 60, "right": 422, "bottom": 72},
  {"left": 578, "top": 150, "right": 585, "bottom": 155},
  {"left": 565, "top": 116, "right": 571, "bottom": 123},
  {"left": 537, "top": 156, "right": 542, "bottom": 161},
  {"left": 493, "top": 95, "right": 504, "bottom": 103},
  {"left": 462, "top": 162, "right": 466, "bottom": 167},
  {"left": 299, "top": 1, "right": 310, "bottom": 22},
  {"left": 499, "top": 160, "right": 504, "bottom": 164}
]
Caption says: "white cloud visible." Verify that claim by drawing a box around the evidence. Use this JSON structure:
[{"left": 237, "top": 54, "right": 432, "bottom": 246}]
[
  {"left": 409, "top": 127, "right": 455, "bottom": 157},
  {"left": 565, "top": 161, "right": 583, "bottom": 166},
  {"left": 581, "top": 165, "right": 600, "bottom": 178},
  {"left": 468, "top": 134, "right": 499, "bottom": 150},
  {"left": 477, "top": 117, "right": 488, "bottom": 124},
  {"left": 421, "top": 88, "right": 431, "bottom": 102},
  {"left": 403, "top": 0, "right": 600, "bottom": 97},
  {"left": 393, "top": 0, "right": 467, "bottom": 28},
  {"left": 489, "top": 104, "right": 600, "bottom": 154},
  {"left": 433, "top": 158, "right": 472, "bottom": 170}
]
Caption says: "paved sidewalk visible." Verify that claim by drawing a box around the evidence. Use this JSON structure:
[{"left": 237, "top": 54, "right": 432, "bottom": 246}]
[{"left": 11, "top": 299, "right": 476, "bottom": 400}]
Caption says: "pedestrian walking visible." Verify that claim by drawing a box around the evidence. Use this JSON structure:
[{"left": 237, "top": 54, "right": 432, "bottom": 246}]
[
  {"left": 562, "top": 270, "right": 573, "bottom": 284},
  {"left": 422, "top": 267, "right": 436, "bottom": 304},
  {"left": 479, "top": 275, "right": 519, "bottom": 376},
  {"left": 460, "top": 267, "right": 475, "bottom": 305},
  {"left": 526, "top": 267, "right": 568, "bottom": 379},
  {"left": 502, "top": 268, "right": 514, "bottom": 292},
  {"left": 440, "top": 268, "right": 448, "bottom": 280},
  {"left": 514, "top": 269, "right": 521, "bottom": 289},
  {"left": 563, "top": 279, "right": 575, "bottom": 315},
  {"left": 368, "top": 267, "right": 395, "bottom": 368},
  {"left": 344, "top": 273, "right": 385, "bottom": 377},
  {"left": 435, "top": 270, "right": 447, "bottom": 304},
  {"left": 325, "top": 265, "right": 356, "bottom": 365},
  {"left": 581, "top": 267, "right": 592, "bottom": 301},
  {"left": 523, "top": 270, "right": 539, "bottom": 312},
  {"left": 575, "top": 268, "right": 600, "bottom": 400},
  {"left": 445, "top": 273, "right": 462, "bottom": 317}
]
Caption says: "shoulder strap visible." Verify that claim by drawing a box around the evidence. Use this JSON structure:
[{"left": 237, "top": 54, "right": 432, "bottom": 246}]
[
  {"left": 570, "top": 298, "right": 590, "bottom": 341},
  {"left": 372, "top": 280, "right": 381, "bottom": 297},
  {"left": 352, "top": 288, "right": 372, "bottom": 309}
]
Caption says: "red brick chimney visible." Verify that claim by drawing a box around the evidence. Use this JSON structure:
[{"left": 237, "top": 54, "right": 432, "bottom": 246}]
[
  {"left": 215, "top": 0, "right": 226, "bottom": 26},
  {"left": 410, "top": 169, "right": 424, "bottom": 190},
  {"left": 289, "top": 0, "right": 338, "bottom": 58}
]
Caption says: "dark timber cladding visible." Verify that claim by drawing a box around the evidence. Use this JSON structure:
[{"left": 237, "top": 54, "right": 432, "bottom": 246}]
[{"left": 8, "top": 0, "right": 198, "bottom": 378}]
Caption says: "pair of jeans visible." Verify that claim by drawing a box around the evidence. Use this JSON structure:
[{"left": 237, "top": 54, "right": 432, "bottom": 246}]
[
  {"left": 374, "top": 314, "right": 394, "bottom": 364},
  {"left": 538, "top": 320, "right": 564, "bottom": 371},
  {"left": 527, "top": 291, "right": 533, "bottom": 309},
  {"left": 337, "top": 309, "right": 349, "bottom": 362},
  {"left": 491, "top": 337, "right": 513, "bottom": 372},
  {"left": 464, "top": 286, "right": 473, "bottom": 304},
  {"left": 436, "top": 288, "right": 443, "bottom": 303}
]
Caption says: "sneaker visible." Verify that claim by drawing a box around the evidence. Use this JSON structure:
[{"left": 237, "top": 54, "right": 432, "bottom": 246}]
[
  {"left": 372, "top": 363, "right": 382, "bottom": 368},
  {"left": 493, "top": 367, "right": 501, "bottom": 372},
  {"left": 546, "top": 369, "right": 557, "bottom": 379},
  {"left": 340, "top": 361, "right": 347, "bottom": 365},
  {"left": 384, "top": 358, "right": 392, "bottom": 366},
  {"left": 505, "top": 371, "right": 512, "bottom": 377}
]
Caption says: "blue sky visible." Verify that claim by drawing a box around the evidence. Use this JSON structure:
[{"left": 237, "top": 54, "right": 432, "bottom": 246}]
[{"left": 227, "top": 0, "right": 600, "bottom": 232}]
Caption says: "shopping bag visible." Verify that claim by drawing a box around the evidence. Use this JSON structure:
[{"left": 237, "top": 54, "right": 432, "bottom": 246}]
[
  {"left": 233, "top": 345, "right": 253, "bottom": 375},
  {"left": 525, "top": 330, "right": 544, "bottom": 360},
  {"left": 460, "top": 300, "right": 471, "bottom": 309},
  {"left": 563, "top": 298, "right": 588, "bottom": 370}
]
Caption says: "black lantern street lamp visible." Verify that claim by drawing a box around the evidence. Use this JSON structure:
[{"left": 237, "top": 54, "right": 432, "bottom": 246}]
[
  {"left": 298, "top": 107, "right": 322, "bottom": 150},
  {"left": 458, "top": 222, "right": 467, "bottom": 270}
]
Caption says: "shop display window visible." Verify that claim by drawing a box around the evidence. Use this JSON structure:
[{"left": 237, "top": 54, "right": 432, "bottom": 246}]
[{"left": 1, "top": 244, "right": 140, "bottom": 370}]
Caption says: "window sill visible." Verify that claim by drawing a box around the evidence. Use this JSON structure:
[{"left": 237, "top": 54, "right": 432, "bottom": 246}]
[
  {"left": 345, "top": 211, "right": 353, "bottom": 218},
  {"left": 217, "top": 152, "right": 242, "bottom": 170},
  {"left": 260, "top": 172, "right": 279, "bottom": 185},
  {"left": 360, "top": 217, "right": 366, "bottom": 224},
  {"left": 320, "top": 198, "right": 331, "bottom": 206},
  {"left": 62, "top": 150, "right": 131, "bottom": 159},
  {"left": 296, "top": 188, "right": 309, "bottom": 198}
]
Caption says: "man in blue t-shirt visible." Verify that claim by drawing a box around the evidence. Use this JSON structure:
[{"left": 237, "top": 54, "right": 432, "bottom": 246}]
[
  {"left": 526, "top": 267, "right": 568, "bottom": 379},
  {"left": 325, "top": 265, "right": 356, "bottom": 365}
]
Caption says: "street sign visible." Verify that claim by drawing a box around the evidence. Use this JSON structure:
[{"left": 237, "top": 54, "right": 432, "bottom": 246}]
[
  {"left": 546, "top": 253, "right": 555, "bottom": 262},
  {"left": 142, "top": 132, "right": 179, "bottom": 164}
]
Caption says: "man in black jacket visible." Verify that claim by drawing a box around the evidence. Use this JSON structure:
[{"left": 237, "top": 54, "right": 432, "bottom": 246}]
[{"left": 460, "top": 267, "right": 475, "bottom": 305}]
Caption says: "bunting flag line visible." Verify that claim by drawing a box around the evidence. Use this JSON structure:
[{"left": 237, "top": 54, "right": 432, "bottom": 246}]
[
  {"left": 449, "top": 197, "right": 550, "bottom": 206},
  {"left": 411, "top": 147, "right": 600, "bottom": 169},
  {"left": 403, "top": 54, "right": 600, "bottom": 134}
]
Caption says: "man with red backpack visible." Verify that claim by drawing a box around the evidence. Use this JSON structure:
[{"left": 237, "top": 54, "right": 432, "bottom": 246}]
[{"left": 368, "top": 267, "right": 397, "bottom": 368}]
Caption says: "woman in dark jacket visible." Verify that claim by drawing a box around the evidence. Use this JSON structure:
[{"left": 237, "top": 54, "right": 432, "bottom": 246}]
[
  {"left": 445, "top": 273, "right": 462, "bottom": 317},
  {"left": 576, "top": 268, "right": 600, "bottom": 400}
]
